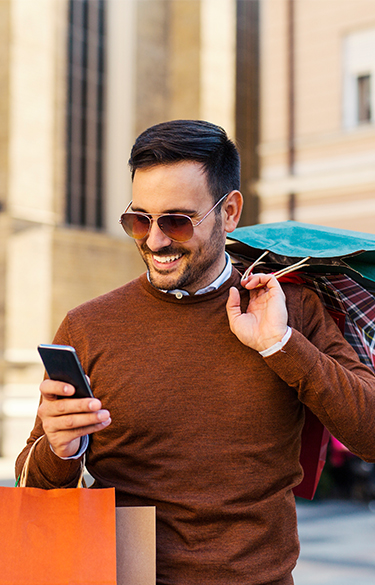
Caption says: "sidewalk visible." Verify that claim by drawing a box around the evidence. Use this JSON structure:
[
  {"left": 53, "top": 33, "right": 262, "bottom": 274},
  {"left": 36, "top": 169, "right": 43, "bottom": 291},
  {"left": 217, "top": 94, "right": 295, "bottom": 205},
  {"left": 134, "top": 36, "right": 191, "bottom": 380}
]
[{"left": 293, "top": 500, "right": 375, "bottom": 584}]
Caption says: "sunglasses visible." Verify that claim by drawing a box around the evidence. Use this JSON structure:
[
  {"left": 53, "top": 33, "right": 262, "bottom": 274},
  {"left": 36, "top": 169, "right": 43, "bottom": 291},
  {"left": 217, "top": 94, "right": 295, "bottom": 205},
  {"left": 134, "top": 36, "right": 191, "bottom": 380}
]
[{"left": 119, "top": 193, "right": 228, "bottom": 242}]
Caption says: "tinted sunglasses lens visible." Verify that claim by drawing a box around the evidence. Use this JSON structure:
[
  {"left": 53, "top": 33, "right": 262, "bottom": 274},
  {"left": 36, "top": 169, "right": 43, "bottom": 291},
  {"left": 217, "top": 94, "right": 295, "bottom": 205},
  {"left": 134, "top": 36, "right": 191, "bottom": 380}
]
[
  {"left": 121, "top": 213, "right": 151, "bottom": 239},
  {"left": 157, "top": 215, "right": 194, "bottom": 242}
]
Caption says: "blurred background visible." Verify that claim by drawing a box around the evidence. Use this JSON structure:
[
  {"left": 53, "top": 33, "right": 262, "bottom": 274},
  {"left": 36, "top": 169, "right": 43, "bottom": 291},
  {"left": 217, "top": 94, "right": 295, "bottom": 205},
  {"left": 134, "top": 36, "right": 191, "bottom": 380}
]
[{"left": 0, "top": 0, "right": 375, "bottom": 498}]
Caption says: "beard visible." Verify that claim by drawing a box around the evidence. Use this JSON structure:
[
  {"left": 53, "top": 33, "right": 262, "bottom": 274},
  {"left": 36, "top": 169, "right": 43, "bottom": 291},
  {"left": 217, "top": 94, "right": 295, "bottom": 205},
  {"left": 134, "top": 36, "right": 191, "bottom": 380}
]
[{"left": 136, "top": 213, "right": 226, "bottom": 292}]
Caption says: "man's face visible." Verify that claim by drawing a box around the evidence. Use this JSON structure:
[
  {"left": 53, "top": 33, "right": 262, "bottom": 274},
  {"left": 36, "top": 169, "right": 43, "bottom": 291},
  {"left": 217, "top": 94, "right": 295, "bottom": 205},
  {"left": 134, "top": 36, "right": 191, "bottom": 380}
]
[{"left": 131, "top": 161, "right": 228, "bottom": 293}]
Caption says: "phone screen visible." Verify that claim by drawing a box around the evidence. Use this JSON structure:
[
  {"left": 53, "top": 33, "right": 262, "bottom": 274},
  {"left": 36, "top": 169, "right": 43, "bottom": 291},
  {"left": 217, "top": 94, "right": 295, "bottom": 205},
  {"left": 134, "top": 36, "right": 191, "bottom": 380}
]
[{"left": 37, "top": 344, "right": 94, "bottom": 399}]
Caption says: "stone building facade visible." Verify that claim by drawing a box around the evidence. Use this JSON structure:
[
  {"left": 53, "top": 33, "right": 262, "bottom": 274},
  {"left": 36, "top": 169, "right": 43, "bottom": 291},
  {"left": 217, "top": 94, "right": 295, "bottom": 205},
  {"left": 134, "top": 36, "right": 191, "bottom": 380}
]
[
  {"left": 258, "top": 0, "right": 375, "bottom": 232},
  {"left": 0, "top": 0, "right": 374, "bottom": 460},
  {"left": 0, "top": 0, "right": 253, "bottom": 458}
]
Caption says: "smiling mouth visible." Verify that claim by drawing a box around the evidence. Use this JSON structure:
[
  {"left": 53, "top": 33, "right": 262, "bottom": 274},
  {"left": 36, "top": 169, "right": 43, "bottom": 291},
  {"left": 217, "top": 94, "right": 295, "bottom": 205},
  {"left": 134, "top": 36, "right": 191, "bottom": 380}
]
[{"left": 152, "top": 253, "right": 183, "bottom": 264}]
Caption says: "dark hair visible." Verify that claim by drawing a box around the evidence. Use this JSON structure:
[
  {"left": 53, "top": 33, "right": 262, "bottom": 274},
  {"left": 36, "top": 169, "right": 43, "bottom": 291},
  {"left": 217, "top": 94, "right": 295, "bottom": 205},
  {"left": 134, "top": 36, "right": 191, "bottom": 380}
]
[{"left": 128, "top": 120, "right": 241, "bottom": 203}]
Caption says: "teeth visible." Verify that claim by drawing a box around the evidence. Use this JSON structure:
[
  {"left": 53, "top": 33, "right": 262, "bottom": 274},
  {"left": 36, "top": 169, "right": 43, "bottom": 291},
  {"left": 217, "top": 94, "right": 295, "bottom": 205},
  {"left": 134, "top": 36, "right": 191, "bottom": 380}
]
[{"left": 153, "top": 254, "right": 182, "bottom": 264}]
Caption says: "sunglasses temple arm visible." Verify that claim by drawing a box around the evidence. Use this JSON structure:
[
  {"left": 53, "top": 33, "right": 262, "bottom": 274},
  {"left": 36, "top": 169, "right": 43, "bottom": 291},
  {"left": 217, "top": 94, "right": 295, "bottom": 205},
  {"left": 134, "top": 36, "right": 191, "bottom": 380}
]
[
  {"left": 193, "top": 193, "right": 229, "bottom": 227},
  {"left": 118, "top": 201, "right": 133, "bottom": 223}
]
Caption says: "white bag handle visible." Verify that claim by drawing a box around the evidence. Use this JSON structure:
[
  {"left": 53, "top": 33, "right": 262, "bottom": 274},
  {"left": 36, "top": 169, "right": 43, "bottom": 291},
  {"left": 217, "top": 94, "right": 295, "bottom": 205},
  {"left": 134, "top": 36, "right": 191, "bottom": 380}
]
[{"left": 19, "top": 435, "right": 86, "bottom": 488}]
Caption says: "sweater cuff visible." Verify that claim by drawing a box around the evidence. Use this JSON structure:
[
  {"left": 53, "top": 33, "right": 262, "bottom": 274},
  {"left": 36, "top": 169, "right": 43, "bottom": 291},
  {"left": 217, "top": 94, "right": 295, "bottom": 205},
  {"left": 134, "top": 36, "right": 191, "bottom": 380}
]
[
  {"left": 263, "top": 328, "right": 320, "bottom": 385},
  {"left": 27, "top": 434, "right": 83, "bottom": 488}
]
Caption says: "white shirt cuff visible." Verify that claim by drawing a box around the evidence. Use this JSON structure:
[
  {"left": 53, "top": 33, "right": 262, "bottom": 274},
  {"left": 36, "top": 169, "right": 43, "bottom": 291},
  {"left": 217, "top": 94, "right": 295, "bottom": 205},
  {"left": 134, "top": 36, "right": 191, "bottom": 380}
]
[
  {"left": 50, "top": 435, "right": 89, "bottom": 460},
  {"left": 259, "top": 326, "right": 292, "bottom": 357}
]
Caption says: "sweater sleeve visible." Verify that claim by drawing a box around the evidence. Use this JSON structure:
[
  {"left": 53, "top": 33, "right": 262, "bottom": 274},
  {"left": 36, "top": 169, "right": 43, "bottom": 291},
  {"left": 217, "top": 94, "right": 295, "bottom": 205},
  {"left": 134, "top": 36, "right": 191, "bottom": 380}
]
[
  {"left": 15, "top": 316, "right": 84, "bottom": 488},
  {"left": 264, "top": 286, "right": 375, "bottom": 462}
]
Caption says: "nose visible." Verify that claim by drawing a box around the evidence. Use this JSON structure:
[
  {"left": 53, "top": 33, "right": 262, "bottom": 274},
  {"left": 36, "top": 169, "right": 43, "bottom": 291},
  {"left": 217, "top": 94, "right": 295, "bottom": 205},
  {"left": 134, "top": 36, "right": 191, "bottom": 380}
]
[{"left": 145, "top": 218, "right": 172, "bottom": 251}]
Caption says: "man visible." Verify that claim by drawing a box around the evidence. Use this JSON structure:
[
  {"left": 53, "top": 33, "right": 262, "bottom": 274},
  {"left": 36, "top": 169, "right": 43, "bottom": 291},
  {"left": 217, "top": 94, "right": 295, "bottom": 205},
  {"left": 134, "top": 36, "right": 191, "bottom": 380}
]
[{"left": 17, "top": 120, "right": 375, "bottom": 585}]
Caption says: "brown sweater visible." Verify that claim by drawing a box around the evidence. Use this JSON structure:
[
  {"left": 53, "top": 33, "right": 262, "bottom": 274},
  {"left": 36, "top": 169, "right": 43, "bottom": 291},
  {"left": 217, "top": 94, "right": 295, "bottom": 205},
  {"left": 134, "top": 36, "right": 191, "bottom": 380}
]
[{"left": 16, "top": 270, "right": 375, "bottom": 585}]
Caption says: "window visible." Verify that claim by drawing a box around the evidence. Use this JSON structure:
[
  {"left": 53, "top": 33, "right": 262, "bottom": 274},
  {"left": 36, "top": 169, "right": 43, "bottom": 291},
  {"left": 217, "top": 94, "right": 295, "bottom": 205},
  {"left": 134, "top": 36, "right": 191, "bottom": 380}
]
[
  {"left": 66, "top": 0, "right": 106, "bottom": 228},
  {"left": 357, "top": 74, "right": 372, "bottom": 123},
  {"left": 343, "top": 28, "right": 375, "bottom": 129}
]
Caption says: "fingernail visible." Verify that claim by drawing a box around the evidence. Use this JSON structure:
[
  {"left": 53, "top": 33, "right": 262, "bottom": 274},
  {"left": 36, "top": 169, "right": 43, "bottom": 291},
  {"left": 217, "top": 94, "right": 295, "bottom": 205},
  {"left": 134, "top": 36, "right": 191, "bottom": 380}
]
[{"left": 97, "top": 410, "right": 109, "bottom": 421}]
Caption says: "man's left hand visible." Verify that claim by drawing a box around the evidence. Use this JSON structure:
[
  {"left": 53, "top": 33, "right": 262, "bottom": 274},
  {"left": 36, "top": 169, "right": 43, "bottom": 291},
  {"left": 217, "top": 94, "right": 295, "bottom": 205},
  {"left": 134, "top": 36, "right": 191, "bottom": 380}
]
[{"left": 226, "top": 273, "right": 288, "bottom": 352}]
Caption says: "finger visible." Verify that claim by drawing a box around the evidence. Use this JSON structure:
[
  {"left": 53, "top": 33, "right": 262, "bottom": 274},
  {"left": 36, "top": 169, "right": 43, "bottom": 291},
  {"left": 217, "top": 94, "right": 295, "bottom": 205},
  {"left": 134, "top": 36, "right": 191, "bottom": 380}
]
[
  {"left": 40, "top": 379, "right": 76, "bottom": 400},
  {"left": 53, "top": 397, "right": 102, "bottom": 414},
  {"left": 40, "top": 380, "right": 101, "bottom": 409},
  {"left": 241, "top": 268, "right": 253, "bottom": 283},
  {"left": 42, "top": 409, "right": 111, "bottom": 435},
  {"left": 53, "top": 419, "right": 112, "bottom": 442},
  {"left": 226, "top": 287, "right": 242, "bottom": 322},
  {"left": 47, "top": 419, "right": 112, "bottom": 457},
  {"left": 242, "top": 273, "right": 279, "bottom": 291},
  {"left": 38, "top": 396, "right": 103, "bottom": 423}
]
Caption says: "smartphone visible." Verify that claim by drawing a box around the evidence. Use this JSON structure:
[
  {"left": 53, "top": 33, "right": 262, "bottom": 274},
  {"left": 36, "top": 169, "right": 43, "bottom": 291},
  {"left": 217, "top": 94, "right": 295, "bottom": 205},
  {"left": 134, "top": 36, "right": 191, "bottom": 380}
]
[{"left": 37, "top": 344, "right": 94, "bottom": 399}]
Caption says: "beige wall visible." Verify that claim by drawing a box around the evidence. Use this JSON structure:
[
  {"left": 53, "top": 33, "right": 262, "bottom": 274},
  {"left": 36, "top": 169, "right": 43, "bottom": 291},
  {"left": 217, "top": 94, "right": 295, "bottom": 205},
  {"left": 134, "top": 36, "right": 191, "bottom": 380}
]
[
  {"left": 1, "top": 0, "right": 145, "bottom": 458},
  {"left": 261, "top": 0, "right": 289, "bottom": 150},
  {"left": 135, "top": 0, "right": 236, "bottom": 137},
  {"left": 169, "top": 0, "right": 201, "bottom": 121},
  {"left": 0, "top": 215, "right": 10, "bottom": 390},
  {"left": 258, "top": 0, "right": 375, "bottom": 233},
  {"left": 0, "top": 0, "right": 10, "bottom": 206},
  {"left": 1, "top": 0, "right": 68, "bottom": 458},
  {"left": 200, "top": 0, "right": 236, "bottom": 136},
  {"left": 8, "top": 0, "right": 66, "bottom": 225},
  {"left": 0, "top": 1, "right": 11, "bottom": 412},
  {"left": 51, "top": 228, "right": 144, "bottom": 335},
  {"left": 105, "top": 0, "right": 137, "bottom": 236},
  {"left": 1, "top": 0, "right": 238, "bottom": 459}
]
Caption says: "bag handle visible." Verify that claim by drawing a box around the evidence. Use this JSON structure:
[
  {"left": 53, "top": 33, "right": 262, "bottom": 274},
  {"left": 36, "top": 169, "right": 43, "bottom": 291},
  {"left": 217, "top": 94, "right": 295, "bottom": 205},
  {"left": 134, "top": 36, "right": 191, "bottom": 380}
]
[{"left": 19, "top": 435, "right": 86, "bottom": 488}]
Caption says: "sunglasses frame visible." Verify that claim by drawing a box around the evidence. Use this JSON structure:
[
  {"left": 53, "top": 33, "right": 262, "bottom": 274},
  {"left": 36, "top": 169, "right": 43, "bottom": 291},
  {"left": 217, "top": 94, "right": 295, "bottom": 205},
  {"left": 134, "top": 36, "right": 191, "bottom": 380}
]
[{"left": 119, "top": 192, "right": 229, "bottom": 242}]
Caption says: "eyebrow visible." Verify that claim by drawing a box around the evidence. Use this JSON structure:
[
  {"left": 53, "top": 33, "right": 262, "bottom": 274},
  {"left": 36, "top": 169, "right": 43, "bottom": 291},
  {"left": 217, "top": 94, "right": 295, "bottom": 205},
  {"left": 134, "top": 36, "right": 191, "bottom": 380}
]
[{"left": 131, "top": 205, "right": 198, "bottom": 216}]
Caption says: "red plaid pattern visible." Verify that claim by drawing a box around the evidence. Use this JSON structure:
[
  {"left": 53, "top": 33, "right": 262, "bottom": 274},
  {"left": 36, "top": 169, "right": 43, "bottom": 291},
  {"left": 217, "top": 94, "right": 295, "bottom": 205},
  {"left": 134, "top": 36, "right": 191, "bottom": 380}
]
[{"left": 304, "top": 274, "right": 375, "bottom": 373}]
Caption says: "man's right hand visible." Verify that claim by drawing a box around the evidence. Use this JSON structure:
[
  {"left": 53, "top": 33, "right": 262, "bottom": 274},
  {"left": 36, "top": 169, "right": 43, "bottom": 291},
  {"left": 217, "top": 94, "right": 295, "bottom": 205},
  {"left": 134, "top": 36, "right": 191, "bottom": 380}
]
[{"left": 37, "top": 380, "right": 112, "bottom": 458}]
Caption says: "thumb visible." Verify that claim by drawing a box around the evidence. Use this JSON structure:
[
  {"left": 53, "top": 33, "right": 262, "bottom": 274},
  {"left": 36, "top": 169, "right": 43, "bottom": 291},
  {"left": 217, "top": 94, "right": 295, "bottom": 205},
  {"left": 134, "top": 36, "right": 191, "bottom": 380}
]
[{"left": 226, "top": 287, "right": 242, "bottom": 325}]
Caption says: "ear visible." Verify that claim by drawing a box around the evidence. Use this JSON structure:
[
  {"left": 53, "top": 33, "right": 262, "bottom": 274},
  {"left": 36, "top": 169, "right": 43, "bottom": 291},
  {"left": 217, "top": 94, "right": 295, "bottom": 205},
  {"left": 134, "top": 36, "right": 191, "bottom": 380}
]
[{"left": 222, "top": 191, "right": 243, "bottom": 233}]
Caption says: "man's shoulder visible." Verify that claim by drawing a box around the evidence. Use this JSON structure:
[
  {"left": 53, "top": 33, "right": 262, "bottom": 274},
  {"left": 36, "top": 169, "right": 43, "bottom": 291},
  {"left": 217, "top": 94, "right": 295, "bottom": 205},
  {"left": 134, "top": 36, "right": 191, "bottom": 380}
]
[
  {"left": 281, "top": 280, "right": 320, "bottom": 306},
  {"left": 281, "top": 280, "right": 326, "bottom": 332}
]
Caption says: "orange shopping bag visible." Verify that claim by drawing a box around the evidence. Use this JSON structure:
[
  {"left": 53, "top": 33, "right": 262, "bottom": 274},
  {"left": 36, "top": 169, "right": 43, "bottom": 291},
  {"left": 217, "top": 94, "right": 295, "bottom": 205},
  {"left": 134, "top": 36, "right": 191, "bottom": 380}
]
[{"left": 0, "top": 437, "right": 117, "bottom": 585}]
